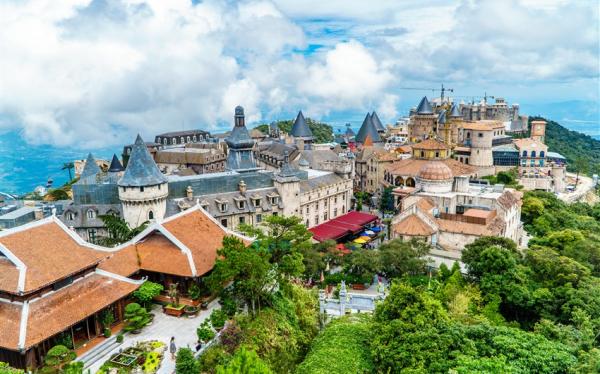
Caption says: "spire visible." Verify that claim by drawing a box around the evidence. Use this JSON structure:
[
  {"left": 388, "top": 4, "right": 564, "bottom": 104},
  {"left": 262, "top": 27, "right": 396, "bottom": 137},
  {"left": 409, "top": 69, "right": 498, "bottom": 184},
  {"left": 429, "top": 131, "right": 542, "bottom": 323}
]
[
  {"left": 118, "top": 135, "right": 167, "bottom": 187},
  {"left": 437, "top": 110, "right": 447, "bottom": 125},
  {"left": 80, "top": 153, "right": 101, "bottom": 179},
  {"left": 371, "top": 111, "right": 385, "bottom": 133},
  {"left": 416, "top": 96, "right": 433, "bottom": 115},
  {"left": 290, "top": 111, "right": 313, "bottom": 139},
  {"left": 345, "top": 123, "right": 355, "bottom": 137},
  {"left": 449, "top": 103, "right": 462, "bottom": 118},
  {"left": 355, "top": 113, "right": 381, "bottom": 144},
  {"left": 108, "top": 154, "right": 124, "bottom": 172},
  {"left": 226, "top": 106, "right": 256, "bottom": 170}
]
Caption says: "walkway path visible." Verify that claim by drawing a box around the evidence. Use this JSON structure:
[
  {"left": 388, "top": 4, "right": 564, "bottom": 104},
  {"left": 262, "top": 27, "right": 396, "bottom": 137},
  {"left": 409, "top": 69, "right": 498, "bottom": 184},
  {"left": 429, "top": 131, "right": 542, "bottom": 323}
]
[
  {"left": 557, "top": 173, "right": 594, "bottom": 203},
  {"left": 87, "top": 299, "right": 220, "bottom": 374}
]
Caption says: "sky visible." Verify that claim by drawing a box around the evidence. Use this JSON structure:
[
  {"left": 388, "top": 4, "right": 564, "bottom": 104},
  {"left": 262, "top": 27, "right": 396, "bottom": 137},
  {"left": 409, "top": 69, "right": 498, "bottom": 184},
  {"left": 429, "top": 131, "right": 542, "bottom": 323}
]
[{"left": 0, "top": 0, "right": 598, "bottom": 149}]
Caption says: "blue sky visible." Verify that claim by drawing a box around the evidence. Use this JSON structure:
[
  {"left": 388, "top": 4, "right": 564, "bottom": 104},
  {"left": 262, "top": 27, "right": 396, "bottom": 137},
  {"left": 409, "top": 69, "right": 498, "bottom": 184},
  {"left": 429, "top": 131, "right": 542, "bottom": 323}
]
[{"left": 0, "top": 0, "right": 598, "bottom": 148}]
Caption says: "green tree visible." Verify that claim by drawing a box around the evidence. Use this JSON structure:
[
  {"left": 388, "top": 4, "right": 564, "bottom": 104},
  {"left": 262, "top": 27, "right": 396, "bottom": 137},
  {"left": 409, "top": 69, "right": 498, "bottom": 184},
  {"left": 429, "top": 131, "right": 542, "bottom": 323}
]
[
  {"left": 216, "top": 348, "right": 272, "bottom": 374},
  {"left": 132, "top": 281, "right": 164, "bottom": 309},
  {"left": 521, "top": 196, "right": 544, "bottom": 225},
  {"left": 97, "top": 215, "right": 147, "bottom": 247},
  {"left": 0, "top": 362, "right": 24, "bottom": 374},
  {"left": 197, "top": 320, "right": 215, "bottom": 343},
  {"left": 377, "top": 238, "right": 429, "bottom": 279},
  {"left": 207, "top": 236, "right": 274, "bottom": 317},
  {"left": 175, "top": 347, "right": 200, "bottom": 374},
  {"left": 61, "top": 162, "right": 74, "bottom": 181},
  {"left": 43, "top": 345, "right": 77, "bottom": 373},
  {"left": 123, "top": 303, "right": 150, "bottom": 332},
  {"left": 379, "top": 186, "right": 395, "bottom": 215}
]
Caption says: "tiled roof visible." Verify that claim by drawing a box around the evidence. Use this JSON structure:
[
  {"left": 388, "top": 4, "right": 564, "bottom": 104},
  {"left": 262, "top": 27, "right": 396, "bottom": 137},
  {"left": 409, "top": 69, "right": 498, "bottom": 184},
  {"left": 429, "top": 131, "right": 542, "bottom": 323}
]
[
  {"left": 436, "top": 216, "right": 505, "bottom": 236},
  {"left": 513, "top": 138, "right": 547, "bottom": 150},
  {"left": 290, "top": 111, "right": 313, "bottom": 139},
  {"left": 412, "top": 139, "right": 449, "bottom": 150},
  {"left": 136, "top": 234, "right": 194, "bottom": 277},
  {"left": 416, "top": 96, "right": 433, "bottom": 115},
  {"left": 0, "top": 259, "right": 19, "bottom": 292},
  {"left": 119, "top": 135, "right": 168, "bottom": 187},
  {"left": 25, "top": 274, "right": 138, "bottom": 349},
  {"left": 371, "top": 111, "right": 386, "bottom": 132},
  {"left": 355, "top": 113, "right": 381, "bottom": 143},
  {"left": 299, "top": 173, "right": 343, "bottom": 193},
  {"left": 393, "top": 214, "right": 435, "bottom": 236},
  {"left": 98, "top": 244, "right": 139, "bottom": 277},
  {"left": 460, "top": 121, "right": 504, "bottom": 131},
  {"left": 0, "top": 301, "right": 21, "bottom": 350},
  {"left": 386, "top": 158, "right": 476, "bottom": 178},
  {"left": 80, "top": 153, "right": 102, "bottom": 179},
  {"left": 0, "top": 220, "right": 107, "bottom": 294}
]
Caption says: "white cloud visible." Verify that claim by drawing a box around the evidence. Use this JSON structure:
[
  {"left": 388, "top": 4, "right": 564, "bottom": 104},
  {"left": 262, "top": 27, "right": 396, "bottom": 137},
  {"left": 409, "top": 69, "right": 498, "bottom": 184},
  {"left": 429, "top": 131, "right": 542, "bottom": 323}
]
[{"left": 0, "top": 0, "right": 396, "bottom": 147}]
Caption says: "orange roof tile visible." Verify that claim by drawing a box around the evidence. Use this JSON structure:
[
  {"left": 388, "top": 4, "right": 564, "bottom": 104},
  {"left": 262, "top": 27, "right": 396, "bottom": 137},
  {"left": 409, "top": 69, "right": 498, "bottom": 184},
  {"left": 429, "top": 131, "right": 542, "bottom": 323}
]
[
  {"left": 0, "top": 221, "right": 107, "bottom": 294},
  {"left": 136, "top": 234, "right": 194, "bottom": 277},
  {"left": 25, "top": 274, "right": 138, "bottom": 349},
  {"left": 435, "top": 216, "right": 505, "bottom": 236},
  {"left": 98, "top": 245, "right": 140, "bottom": 277},
  {"left": 0, "top": 259, "right": 19, "bottom": 293},
  {"left": 163, "top": 208, "right": 250, "bottom": 276},
  {"left": 393, "top": 214, "right": 435, "bottom": 236},
  {"left": 386, "top": 158, "right": 476, "bottom": 178},
  {"left": 460, "top": 120, "right": 504, "bottom": 131},
  {"left": 412, "top": 139, "right": 449, "bottom": 150},
  {"left": 0, "top": 301, "right": 21, "bottom": 350},
  {"left": 463, "top": 209, "right": 494, "bottom": 219}
]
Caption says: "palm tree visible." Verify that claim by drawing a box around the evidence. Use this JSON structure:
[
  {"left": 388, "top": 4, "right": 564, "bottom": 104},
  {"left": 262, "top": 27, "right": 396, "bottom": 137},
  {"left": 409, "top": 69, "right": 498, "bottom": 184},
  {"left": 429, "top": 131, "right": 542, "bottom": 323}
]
[
  {"left": 97, "top": 215, "right": 148, "bottom": 247},
  {"left": 61, "top": 162, "right": 74, "bottom": 181}
]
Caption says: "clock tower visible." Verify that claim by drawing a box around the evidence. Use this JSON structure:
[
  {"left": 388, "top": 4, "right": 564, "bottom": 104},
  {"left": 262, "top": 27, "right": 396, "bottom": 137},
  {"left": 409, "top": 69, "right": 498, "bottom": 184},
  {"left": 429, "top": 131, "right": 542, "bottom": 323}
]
[{"left": 531, "top": 120, "right": 546, "bottom": 143}]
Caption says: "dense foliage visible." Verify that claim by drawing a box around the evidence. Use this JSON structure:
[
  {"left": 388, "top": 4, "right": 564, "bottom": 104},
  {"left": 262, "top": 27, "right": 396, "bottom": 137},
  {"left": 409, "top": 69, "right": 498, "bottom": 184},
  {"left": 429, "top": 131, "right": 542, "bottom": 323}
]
[
  {"left": 215, "top": 348, "right": 272, "bottom": 374},
  {"left": 530, "top": 116, "right": 600, "bottom": 176},
  {"left": 254, "top": 118, "right": 334, "bottom": 143},
  {"left": 97, "top": 215, "right": 147, "bottom": 246},
  {"left": 176, "top": 347, "right": 200, "bottom": 374},
  {"left": 132, "top": 281, "right": 164, "bottom": 308},
  {"left": 295, "top": 316, "right": 374, "bottom": 374}
]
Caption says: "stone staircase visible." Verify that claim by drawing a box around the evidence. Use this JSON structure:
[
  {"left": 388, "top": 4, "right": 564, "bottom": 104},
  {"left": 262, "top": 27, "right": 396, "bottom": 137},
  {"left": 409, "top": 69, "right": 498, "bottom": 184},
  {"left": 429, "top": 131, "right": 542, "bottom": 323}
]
[{"left": 76, "top": 336, "right": 121, "bottom": 370}]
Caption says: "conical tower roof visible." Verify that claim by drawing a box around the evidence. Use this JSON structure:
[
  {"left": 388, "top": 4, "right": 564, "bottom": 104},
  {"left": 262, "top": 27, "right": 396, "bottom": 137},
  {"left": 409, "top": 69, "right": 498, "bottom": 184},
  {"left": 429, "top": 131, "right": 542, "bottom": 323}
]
[
  {"left": 290, "top": 111, "right": 313, "bottom": 139},
  {"left": 345, "top": 123, "right": 355, "bottom": 137},
  {"left": 416, "top": 96, "right": 433, "bottom": 115},
  {"left": 449, "top": 103, "right": 462, "bottom": 118},
  {"left": 437, "top": 110, "right": 447, "bottom": 124},
  {"left": 371, "top": 111, "right": 385, "bottom": 132},
  {"left": 80, "top": 153, "right": 101, "bottom": 179},
  {"left": 119, "top": 135, "right": 167, "bottom": 187},
  {"left": 355, "top": 113, "right": 381, "bottom": 143},
  {"left": 108, "top": 154, "right": 124, "bottom": 172}
]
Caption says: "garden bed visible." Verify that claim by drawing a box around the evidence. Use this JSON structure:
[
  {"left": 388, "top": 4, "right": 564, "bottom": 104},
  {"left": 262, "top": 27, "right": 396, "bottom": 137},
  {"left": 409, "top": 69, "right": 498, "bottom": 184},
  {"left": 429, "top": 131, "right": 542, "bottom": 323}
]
[
  {"left": 164, "top": 304, "right": 185, "bottom": 317},
  {"left": 97, "top": 340, "right": 165, "bottom": 374}
]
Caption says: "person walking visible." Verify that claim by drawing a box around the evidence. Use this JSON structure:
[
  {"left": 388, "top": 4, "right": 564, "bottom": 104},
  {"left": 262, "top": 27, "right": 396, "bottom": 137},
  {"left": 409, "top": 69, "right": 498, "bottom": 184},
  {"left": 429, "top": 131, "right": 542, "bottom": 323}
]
[{"left": 169, "top": 337, "right": 176, "bottom": 360}]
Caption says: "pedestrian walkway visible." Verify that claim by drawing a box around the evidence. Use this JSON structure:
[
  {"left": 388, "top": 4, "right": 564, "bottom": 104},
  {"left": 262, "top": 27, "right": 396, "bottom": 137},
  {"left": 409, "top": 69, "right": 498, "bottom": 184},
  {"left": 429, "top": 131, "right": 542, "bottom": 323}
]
[{"left": 86, "top": 299, "right": 220, "bottom": 374}]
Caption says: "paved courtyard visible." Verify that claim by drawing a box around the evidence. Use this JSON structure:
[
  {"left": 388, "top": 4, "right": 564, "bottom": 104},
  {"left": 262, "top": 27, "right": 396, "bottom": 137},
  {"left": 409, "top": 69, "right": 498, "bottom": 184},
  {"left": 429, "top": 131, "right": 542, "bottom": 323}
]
[{"left": 88, "top": 299, "right": 220, "bottom": 374}]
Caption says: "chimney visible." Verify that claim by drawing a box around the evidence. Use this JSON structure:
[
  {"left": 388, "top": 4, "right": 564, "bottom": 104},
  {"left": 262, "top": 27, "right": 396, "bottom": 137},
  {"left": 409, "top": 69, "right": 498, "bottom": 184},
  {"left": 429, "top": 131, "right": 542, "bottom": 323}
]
[{"left": 186, "top": 185, "right": 193, "bottom": 200}]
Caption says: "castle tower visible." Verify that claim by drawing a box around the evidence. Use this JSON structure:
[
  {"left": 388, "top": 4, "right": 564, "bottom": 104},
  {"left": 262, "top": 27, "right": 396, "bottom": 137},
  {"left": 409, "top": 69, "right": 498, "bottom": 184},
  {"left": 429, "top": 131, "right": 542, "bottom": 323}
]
[
  {"left": 552, "top": 164, "right": 566, "bottom": 193},
  {"left": 531, "top": 120, "right": 547, "bottom": 143},
  {"left": 355, "top": 113, "right": 381, "bottom": 145},
  {"left": 290, "top": 111, "right": 313, "bottom": 149},
  {"left": 370, "top": 111, "right": 386, "bottom": 134},
  {"left": 107, "top": 154, "right": 124, "bottom": 173},
  {"left": 118, "top": 134, "right": 168, "bottom": 228},
  {"left": 408, "top": 97, "right": 437, "bottom": 142},
  {"left": 448, "top": 103, "right": 463, "bottom": 146},
  {"left": 80, "top": 153, "right": 102, "bottom": 179},
  {"left": 437, "top": 110, "right": 452, "bottom": 146},
  {"left": 225, "top": 106, "right": 257, "bottom": 170},
  {"left": 273, "top": 151, "right": 300, "bottom": 217}
]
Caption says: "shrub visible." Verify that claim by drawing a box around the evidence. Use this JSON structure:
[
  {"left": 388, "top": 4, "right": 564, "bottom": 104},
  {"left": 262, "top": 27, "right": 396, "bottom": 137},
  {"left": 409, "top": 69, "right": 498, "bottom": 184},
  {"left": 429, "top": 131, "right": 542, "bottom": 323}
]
[
  {"left": 197, "top": 320, "right": 215, "bottom": 343},
  {"left": 0, "top": 362, "right": 24, "bottom": 374},
  {"left": 175, "top": 348, "right": 199, "bottom": 374},
  {"left": 116, "top": 334, "right": 124, "bottom": 344},
  {"left": 219, "top": 297, "right": 237, "bottom": 317},
  {"left": 216, "top": 348, "right": 272, "bottom": 374},
  {"left": 103, "top": 328, "right": 111, "bottom": 338},
  {"left": 198, "top": 345, "right": 229, "bottom": 374},
  {"left": 133, "top": 281, "right": 164, "bottom": 308},
  {"left": 219, "top": 322, "right": 243, "bottom": 354},
  {"left": 187, "top": 282, "right": 202, "bottom": 301},
  {"left": 43, "top": 345, "right": 76, "bottom": 370},
  {"left": 210, "top": 309, "right": 227, "bottom": 330},
  {"left": 124, "top": 303, "right": 150, "bottom": 332}
]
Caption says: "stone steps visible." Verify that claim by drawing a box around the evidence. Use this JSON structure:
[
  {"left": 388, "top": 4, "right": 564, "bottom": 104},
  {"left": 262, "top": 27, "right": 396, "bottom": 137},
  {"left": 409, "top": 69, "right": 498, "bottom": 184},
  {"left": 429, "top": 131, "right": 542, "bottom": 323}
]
[{"left": 76, "top": 336, "right": 121, "bottom": 370}]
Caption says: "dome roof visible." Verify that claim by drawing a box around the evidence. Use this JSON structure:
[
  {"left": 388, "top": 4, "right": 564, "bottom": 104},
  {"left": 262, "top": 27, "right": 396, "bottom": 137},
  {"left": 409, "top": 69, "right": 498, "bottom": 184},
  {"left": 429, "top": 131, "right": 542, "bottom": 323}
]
[{"left": 418, "top": 161, "right": 453, "bottom": 181}]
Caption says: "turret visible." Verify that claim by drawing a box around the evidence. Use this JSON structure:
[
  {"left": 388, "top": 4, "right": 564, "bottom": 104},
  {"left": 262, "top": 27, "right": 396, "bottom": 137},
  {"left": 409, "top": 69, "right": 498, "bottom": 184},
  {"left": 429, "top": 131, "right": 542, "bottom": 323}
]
[
  {"left": 290, "top": 111, "right": 313, "bottom": 149},
  {"left": 225, "top": 106, "right": 257, "bottom": 170},
  {"left": 118, "top": 134, "right": 168, "bottom": 228}
]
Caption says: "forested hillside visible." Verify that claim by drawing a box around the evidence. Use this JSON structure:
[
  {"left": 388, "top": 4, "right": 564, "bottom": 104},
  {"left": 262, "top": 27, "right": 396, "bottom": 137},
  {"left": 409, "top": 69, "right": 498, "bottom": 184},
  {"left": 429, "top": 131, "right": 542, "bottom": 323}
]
[
  {"left": 254, "top": 118, "right": 334, "bottom": 143},
  {"left": 530, "top": 116, "right": 600, "bottom": 176}
]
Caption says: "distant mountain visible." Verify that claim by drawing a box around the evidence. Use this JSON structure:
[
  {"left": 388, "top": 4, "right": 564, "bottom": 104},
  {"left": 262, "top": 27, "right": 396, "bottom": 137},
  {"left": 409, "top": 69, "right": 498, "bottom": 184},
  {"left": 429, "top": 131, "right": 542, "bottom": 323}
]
[
  {"left": 520, "top": 100, "right": 599, "bottom": 138},
  {"left": 530, "top": 116, "right": 600, "bottom": 176}
]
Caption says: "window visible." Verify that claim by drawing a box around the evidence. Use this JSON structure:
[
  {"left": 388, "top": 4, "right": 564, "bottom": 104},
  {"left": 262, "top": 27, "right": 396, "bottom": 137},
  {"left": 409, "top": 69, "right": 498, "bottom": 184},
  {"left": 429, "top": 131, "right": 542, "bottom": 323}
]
[
  {"left": 239, "top": 216, "right": 245, "bottom": 225},
  {"left": 163, "top": 138, "right": 168, "bottom": 145},
  {"left": 256, "top": 214, "right": 262, "bottom": 223},
  {"left": 88, "top": 229, "right": 97, "bottom": 242},
  {"left": 334, "top": 197, "right": 337, "bottom": 204},
  {"left": 420, "top": 151, "right": 425, "bottom": 158},
  {"left": 306, "top": 206, "right": 309, "bottom": 214},
  {"left": 86, "top": 209, "right": 96, "bottom": 219},
  {"left": 466, "top": 132, "right": 471, "bottom": 139},
  {"left": 148, "top": 210, "right": 154, "bottom": 220},
  {"left": 531, "top": 151, "right": 536, "bottom": 158},
  {"left": 253, "top": 198, "right": 261, "bottom": 207},
  {"left": 435, "top": 151, "right": 439, "bottom": 158},
  {"left": 314, "top": 215, "right": 319, "bottom": 225},
  {"left": 66, "top": 212, "right": 75, "bottom": 221},
  {"left": 324, "top": 212, "right": 328, "bottom": 221},
  {"left": 540, "top": 151, "right": 545, "bottom": 158},
  {"left": 219, "top": 203, "right": 228, "bottom": 212},
  {"left": 334, "top": 208, "right": 338, "bottom": 217},
  {"left": 522, "top": 150, "right": 527, "bottom": 157},
  {"left": 187, "top": 136, "right": 191, "bottom": 143},
  {"left": 173, "top": 138, "right": 177, "bottom": 145},
  {"left": 306, "top": 220, "right": 309, "bottom": 226},
  {"left": 272, "top": 212, "right": 278, "bottom": 216},
  {"left": 140, "top": 186, "right": 144, "bottom": 192},
  {"left": 270, "top": 196, "right": 279, "bottom": 205},
  {"left": 221, "top": 218, "right": 228, "bottom": 227},
  {"left": 237, "top": 200, "right": 245, "bottom": 209},
  {"left": 53, "top": 276, "right": 73, "bottom": 291},
  {"left": 478, "top": 132, "right": 483, "bottom": 138},
  {"left": 180, "top": 137, "right": 185, "bottom": 144}
]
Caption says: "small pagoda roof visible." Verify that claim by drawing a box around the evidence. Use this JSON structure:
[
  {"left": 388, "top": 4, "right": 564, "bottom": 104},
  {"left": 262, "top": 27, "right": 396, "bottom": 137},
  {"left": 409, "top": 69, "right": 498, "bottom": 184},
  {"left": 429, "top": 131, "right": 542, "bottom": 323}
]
[
  {"left": 119, "top": 135, "right": 167, "bottom": 187},
  {"left": 290, "top": 111, "right": 313, "bottom": 139},
  {"left": 416, "top": 96, "right": 433, "bottom": 115}
]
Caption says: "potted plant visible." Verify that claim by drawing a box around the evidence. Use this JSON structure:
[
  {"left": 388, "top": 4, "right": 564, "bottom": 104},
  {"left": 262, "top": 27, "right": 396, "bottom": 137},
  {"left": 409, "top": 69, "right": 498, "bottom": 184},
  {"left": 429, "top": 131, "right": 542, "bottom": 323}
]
[
  {"left": 100, "top": 308, "right": 115, "bottom": 337},
  {"left": 184, "top": 305, "right": 200, "bottom": 317},
  {"left": 209, "top": 309, "right": 227, "bottom": 331},
  {"left": 164, "top": 283, "right": 185, "bottom": 317},
  {"left": 187, "top": 282, "right": 202, "bottom": 306}
]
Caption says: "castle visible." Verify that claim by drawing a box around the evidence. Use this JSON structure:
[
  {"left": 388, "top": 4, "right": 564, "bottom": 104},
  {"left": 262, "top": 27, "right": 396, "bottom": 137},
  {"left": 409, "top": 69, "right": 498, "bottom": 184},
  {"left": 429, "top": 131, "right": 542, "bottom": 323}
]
[{"left": 61, "top": 107, "right": 352, "bottom": 242}]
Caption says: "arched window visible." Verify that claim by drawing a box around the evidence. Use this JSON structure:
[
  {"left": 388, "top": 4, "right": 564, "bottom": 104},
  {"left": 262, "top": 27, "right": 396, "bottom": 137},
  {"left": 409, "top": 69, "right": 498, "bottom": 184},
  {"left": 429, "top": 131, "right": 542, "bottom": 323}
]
[
  {"left": 420, "top": 151, "right": 424, "bottom": 158},
  {"left": 148, "top": 211, "right": 154, "bottom": 220},
  {"left": 466, "top": 132, "right": 471, "bottom": 139},
  {"left": 187, "top": 136, "right": 191, "bottom": 143},
  {"left": 395, "top": 176, "right": 404, "bottom": 186},
  {"left": 406, "top": 177, "right": 415, "bottom": 187},
  {"left": 540, "top": 151, "right": 545, "bottom": 158},
  {"left": 522, "top": 150, "right": 527, "bottom": 157},
  {"left": 163, "top": 138, "right": 168, "bottom": 145},
  {"left": 86, "top": 209, "right": 96, "bottom": 219},
  {"left": 173, "top": 138, "right": 177, "bottom": 145},
  {"left": 66, "top": 212, "right": 75, "bottom": 221},
  {"left": 193, "top": 135, "right": 197, "bottom": 142},
  {"left": 180, "top": 137, "right": 185, "bottom": 144},
  {"left": 531, "top": 151, "right": 536, "bottom": 158}
]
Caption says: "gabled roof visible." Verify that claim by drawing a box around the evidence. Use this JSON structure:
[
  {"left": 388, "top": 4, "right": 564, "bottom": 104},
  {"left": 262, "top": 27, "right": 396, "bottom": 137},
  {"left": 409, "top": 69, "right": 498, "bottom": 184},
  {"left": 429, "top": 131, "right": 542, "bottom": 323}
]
[
  {"left": 371, "top": 111, "right": 386, "bottom": 132},
  {"left": 80, "top": 153, "right": 101, "bottom": 179},
  {"left": 412, "top": 138, "right": 450, "bottom": 151},
  {"left": 290, "top": 111, "right": 313, "bottom": 139},
  {"left": 393, "top": 214, "right": 436, "bottom": 236},
  {"left": 449, "top": 103, "right": 462, "bottom": 118},
  {"left": 108, "top": 154, "right": 124, "bottom": 172},
  {"left": 0, "top": 218, "right": 108, "bottom": 294},
  {"left": 355, "top": 113, "right": 381, "bottom": 143},
  {"left": 437, "top": 110, "right": 447, "bottom": 124},
  {"left": 119, "top": 135, "right": 168, "bottom": 187},
  {"left": 416, "top": 96, "right": 433, "bottom": 115}
]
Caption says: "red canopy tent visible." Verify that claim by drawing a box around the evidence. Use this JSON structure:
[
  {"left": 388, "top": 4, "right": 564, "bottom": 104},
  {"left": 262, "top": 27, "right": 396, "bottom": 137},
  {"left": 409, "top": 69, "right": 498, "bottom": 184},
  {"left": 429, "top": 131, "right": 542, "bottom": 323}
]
[{"left": 309, "top": 211, "right": 378, "bottom": 242}]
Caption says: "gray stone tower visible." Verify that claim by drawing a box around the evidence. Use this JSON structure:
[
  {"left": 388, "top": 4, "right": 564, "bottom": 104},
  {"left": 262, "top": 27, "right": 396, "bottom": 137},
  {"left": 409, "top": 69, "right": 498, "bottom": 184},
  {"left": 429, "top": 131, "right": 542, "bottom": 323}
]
[{"left": 226, "top": 106, "right": 257, "bottom": 170}]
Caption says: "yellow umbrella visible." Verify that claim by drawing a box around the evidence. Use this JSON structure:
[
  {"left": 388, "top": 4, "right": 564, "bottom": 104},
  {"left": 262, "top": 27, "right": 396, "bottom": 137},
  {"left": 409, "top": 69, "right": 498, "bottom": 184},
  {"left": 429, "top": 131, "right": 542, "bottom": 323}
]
[
  {"left": 359, "top": 236, "right": 371, "bottom": 241},
  {"left": 353, "top": 238, "right": 367, "bottom": 244}
]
